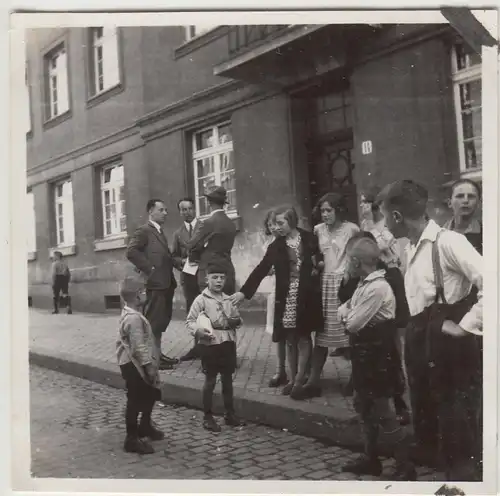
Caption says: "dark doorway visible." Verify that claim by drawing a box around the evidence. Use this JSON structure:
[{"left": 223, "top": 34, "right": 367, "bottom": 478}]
[{"left": 296, "top": 77, "right": 359, "bottom": 225}]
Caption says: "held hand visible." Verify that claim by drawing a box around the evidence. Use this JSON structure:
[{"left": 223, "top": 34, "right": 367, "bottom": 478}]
[
  {"left": 195, "top": 327, "right": 214, "bottom": 340},
  {"left": 441, "top": 320, "right": 467, "bottom": 337},
  {"left": 230, "top": 292, "right": 245, "bottom": 306},
  {"left": 144, "top": 363, "right": 157, "bottom": 383}
]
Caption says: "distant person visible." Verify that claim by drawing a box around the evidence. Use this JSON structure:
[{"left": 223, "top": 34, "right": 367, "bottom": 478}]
[
  {"left": 187, "top": 186, "right": 237, "bottom": 295},
  {"left": 186, "top": 263, "right": 245, "bottom": 432},
  {"left": 444, "top": 179, "right": 482, "bottom": 254},
  {"left": 51, "top": 251, "right": 72, "bottom": 314},
  {"left": 126, "top": 199, "right": 178, "bottom": 370},
  {"left": 116, "top": 276, "right": 163, "bottom": 455},
  {"left": 171, "top": 197, "right": 202, "bottom": 361}
]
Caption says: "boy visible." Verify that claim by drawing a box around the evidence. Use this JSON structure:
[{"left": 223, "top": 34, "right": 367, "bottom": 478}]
[
  {"left": 186, "top": 263, "right": 245, "bottom": 432},
  {"left": 338, "top": 235, "right": 416, "bottom": 480},
  {"left": 117, "top": 276, "right": 163, "bottom": 454},
  {"left": 51, "top": 251, "right": 72, "bottom": 314}
]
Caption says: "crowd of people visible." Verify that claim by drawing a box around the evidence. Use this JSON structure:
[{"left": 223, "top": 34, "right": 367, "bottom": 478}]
[{"left": 83, "top": 177, "right": 483, "bottom": 482}]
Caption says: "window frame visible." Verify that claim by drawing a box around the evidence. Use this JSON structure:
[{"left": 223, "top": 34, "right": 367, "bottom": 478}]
[
  {"left": 451, "top": 43, "right": 482, "bottom": 176},
  {"left": 192, "top": 122, "right": 237, "bottom": 220},
  {"left": 99, "top": 162, "right": 127, "bottom": 239},
  {"left": 53, "top": 177, "right": 75, "bottom": 249},
  {"left": 43, "top": 41, "right": 71, "bottom": 124},
  {"left": 184, "top": 25, "right": 219, "bottom": 42},
  {"left": 87, "top": 27, "right": 123, "bottom": 102}
]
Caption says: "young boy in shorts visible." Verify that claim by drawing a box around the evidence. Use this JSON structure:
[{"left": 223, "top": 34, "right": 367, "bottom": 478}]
[
  {"left": 117, "top": 276, "right": 163, "bottom": 454},
  {"left": 186, "top": 263, "right": 245, "bottom": 432}
]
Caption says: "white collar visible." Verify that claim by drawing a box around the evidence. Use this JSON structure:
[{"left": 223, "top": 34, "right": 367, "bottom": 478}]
[
  {"left": 210, "top": 209, "right": 225, "bottom": 217},
  {"left": 149, "top": 220, "right": 162, "bottom": 233},
  {"left": 201, "top": 287, "right": 229, "bottom": 300},
  {"left": 411, "top": 219, "right": 441, "bottom": 248},
  {"left": 360, "top": 269, "right": 386, "bottom": 285},
  {"left": 184, "top": 219, "right": 197, "bottom": 230}
]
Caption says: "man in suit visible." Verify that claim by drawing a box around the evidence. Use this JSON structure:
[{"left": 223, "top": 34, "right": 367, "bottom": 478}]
[
  {"left": 188, "top": 186, "right": 237, "bottom": 295},
  {"left": 171, "top": 197, "right": 202, "bottom": 361},
  {"left": 126, "top": 199, "right": 178, "bottom": 370}
]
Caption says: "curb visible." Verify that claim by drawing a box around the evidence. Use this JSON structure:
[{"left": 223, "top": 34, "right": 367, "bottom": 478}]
[{"left": 30, "top": 348, "right": 367, "bottom": 451}]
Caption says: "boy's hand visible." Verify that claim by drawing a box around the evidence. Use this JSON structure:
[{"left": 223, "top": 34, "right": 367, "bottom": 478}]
[
  {"left": 144, "top": 363, "right": 157, "bottom": 383},
  {"left": 230, "top": 292, "right": 245, "bottom": 306},
  {"left": 195, "top": 327, "right": 214, "bottom": 340}
]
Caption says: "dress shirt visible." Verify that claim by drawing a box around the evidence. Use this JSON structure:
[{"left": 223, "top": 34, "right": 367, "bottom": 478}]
[
  {"left": 184, "top": 220, "right": 197, "bottom": 236},
  {"left": 404, "top": 219, "right": 482, "bottom": 334},
  {"left": 149, "top": 220, "right": 162, "bottom": 233},
  {"left": 339, "top": 269, "right": 396, "bottom": 334}
]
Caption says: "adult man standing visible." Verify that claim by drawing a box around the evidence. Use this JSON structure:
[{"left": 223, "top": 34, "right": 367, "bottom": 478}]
[
  {"left": 187, "top": 186, "right": 237, "bottom": 295},
  {"left": 172, "top": 197, "right": 201, "bottom": 361},
  {"left": 126, "top": 199, "right": 178, "bottom": 370},
  {"left": 380, "top": 180, "right": 483, "bottom": 481}
]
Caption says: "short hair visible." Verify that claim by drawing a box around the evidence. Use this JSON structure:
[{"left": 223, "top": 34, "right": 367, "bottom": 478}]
[
  {"left": 313, "top": 192, "right": 348, "bottom": 221},
  {"left": 346, "top": 234, "right": 381, "bottom": 266},
  {"left": 146, "top": 199, "right": 164, "bottom": 212},
  {"left": 274, "top": 205, "right": 299, "bottom": 230},
  {"left": 450, "top": 179, "right": 482, "bottom": 200},
  {"left": 177, "top": 197, "right": 195, "bottom": 210},
  {"left": 53, "top": 251, "right": 63, "bottom": 259},
  {"left": 381, "top": 180, "right": 428, "bottom": 220},
  {"left": 263, "top": 209, "right": 277, "bottom": 236},
  {"left": 119, "top": 276, "right": 145, "bottom": 303}
]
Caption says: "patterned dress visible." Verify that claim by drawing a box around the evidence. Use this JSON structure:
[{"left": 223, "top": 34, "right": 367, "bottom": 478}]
[
  {"left": 314, "top": 222, "right": 360, "bottom": 348},
  {"left": 282, "top": 234, "right": 302, "bottom": 329}
]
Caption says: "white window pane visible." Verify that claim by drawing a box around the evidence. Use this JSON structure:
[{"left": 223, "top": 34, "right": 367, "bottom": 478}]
[
  {"left": 111, "top": 164, "right": 124, "bottom": 183},
  {"left": 195, "top": 129, "right": 214, "bottom": 151},
  {"left": 462, "top": 108, "right": 482, "bottom": 141},
  {"left": 464, "top": 139, "right": 482, "bottom": 170},
  {"left": 62, "top": 181, "right": 75, "bottom": 245},
  {"left": 102, "top": 29, "right": 120, "bottom": 89},
  {"left": 57, "top": 50, "right": 69, "bottom": 114},
  {"left": 196, "top": 157, "right": 214, "bottom": 178},
  {"left": 459, "top": 80, "right": 481, "bottom": 110}
]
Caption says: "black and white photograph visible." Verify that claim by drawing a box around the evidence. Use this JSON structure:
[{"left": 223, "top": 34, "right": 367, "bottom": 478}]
[{"left": 7, "top": 6, "right": 499, "bottom": 495}]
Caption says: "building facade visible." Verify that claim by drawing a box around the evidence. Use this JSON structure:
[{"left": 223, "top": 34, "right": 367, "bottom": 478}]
[{"left": 26, "top": 24, "right": 483, "bottom": 314}]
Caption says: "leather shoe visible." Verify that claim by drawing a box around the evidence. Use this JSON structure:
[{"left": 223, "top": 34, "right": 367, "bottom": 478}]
[
  {"left": 268, "top": 372, "right": 288, "bottom": 387},
  {"left": 124, "top": 436, "right": 155, "bottom": 454},
  {"left": 138, "top": 423, "right": 165, "bottom": 441},
  {"left": 203, "top": 415, "right": 221, "bottom": 432}
]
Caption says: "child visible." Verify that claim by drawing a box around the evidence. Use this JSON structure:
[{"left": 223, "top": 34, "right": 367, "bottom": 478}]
[
  {"left": 51, "top": 251, "right": 72, "bottom": 314},
  {"left": 116, "top": 276, "right": 163, "bottom": 454},
  {"left": 338, "top": 235, "right": 415, "bottom": 480},
  {"left": 186, "top": 263, "right": 245, "bottom": 432}
]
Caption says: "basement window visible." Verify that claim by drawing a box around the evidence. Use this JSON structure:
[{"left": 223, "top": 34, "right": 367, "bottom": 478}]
[{"left": 104, "top": 295, "right": 121, "bottom": 310}]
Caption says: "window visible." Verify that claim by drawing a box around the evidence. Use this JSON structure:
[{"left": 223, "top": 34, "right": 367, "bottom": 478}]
[
  {"left": 184, "top": 25, "right": 218, "bottom": 41},
  {"left": 100, "top": 163, "right": 126, "bottom": 237},
  {"left": 44, "top": 44, "right": 69, "bottom": 120},
  {"left": 89, "top": 27, "right": 120, "bottom": 97},
  {"left": 25, "top": 65, "right": 31, "bottom": 133},
  {"left": 192, "top": 123, "right": 237, "bottom": 217},
  {"left": 27, "top": 191, "right": 36, "bottom": 254},
  {"left": 452, "top": 42, "right": 482, "bottom": 172},
  {"left": 54, "top": 179, "right": 75, "bottom": 247}
]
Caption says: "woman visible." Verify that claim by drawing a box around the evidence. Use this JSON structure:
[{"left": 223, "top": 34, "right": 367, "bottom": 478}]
[
  {"left": 300, "top": 193, "right": 359, "bottom": 399},
  {"left": 231, "top": 206, "right": 323, "bottom": 399},
  {"left": 444, "top": 179, "right": 482, "bottom": 254},
  {"left": 262, "top": 209, "right": 287, "bottom": 387}
]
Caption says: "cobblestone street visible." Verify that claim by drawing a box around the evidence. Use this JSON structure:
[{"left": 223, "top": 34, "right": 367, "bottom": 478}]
[{"left": 30, "top": 366, "right": 442, "bottom": 481}]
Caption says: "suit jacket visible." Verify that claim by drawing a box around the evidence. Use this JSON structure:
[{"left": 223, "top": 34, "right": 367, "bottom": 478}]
[
  {"left": 126, "top": 222, "right": 177, "bottom": 291},
  {"left": 239, "top": 228, "right": 324, "bottom": 334},
  {"left": 172, "top": 221, "right": 198, "bottom": 283},
  {"left": 187, "top": 210, "right": 237, "bottom": 282}
]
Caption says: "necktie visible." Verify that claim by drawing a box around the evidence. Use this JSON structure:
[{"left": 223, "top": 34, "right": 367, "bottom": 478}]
[{"left": 188, "top": 223, "right": 193, "bottom": 237}]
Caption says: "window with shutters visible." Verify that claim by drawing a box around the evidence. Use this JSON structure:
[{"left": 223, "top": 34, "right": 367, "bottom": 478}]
[
  {"left": 44, "top": 44, "right": 70, "bottom": 121},
  {"left": 88, "top": 27, "right": 121, "bottom": 97},
  {"left": 452, "top": 42, "right": 482, "bottom": 175},
  {"left": 100, "top": 163, "right": 127, "bottom": 237},
  {"left": 53, "top": 178, "right": 75, "bottom": 247}
]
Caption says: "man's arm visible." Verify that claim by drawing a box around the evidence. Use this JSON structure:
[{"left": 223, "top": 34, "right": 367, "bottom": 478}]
[
  {"left": 126, "top": 226, "right": 154, "bottom": 276},
  {"left": 441, "top": 232, "right": 483, "bottom": 334},
  {"left": 171, "top": 230, "right": 184, "bottom": 271},
  {"left": 187, "top": 219, "right": 212, "bottom": 263},
  {"left": 344, "top": 281, "right": 389, "bottom": 334}
]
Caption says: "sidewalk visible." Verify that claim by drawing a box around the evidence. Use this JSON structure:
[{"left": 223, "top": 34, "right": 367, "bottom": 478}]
[{"left": 29, "top": 309, "right": 364, "bottom": 449}]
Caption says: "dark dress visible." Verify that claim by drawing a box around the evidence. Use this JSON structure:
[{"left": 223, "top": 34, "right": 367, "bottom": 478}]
[{"left": 239, "top": 228, "right": 323, "bottom": 343}]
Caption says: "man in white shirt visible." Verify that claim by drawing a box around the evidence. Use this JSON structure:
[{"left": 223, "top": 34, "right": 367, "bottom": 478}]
[{"left": 379, "top": 179, "right": 482, "bottom": 481}]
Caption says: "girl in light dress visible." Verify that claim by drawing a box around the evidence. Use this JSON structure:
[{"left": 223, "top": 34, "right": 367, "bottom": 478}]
[{"left": 300, "top": 192, "right": 359, "bottom": 399}]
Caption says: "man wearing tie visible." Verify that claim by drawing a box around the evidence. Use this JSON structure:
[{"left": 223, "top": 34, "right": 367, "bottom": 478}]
[
  {"left": 172, "top": 198, "right": 201, "bottom": 361},
  {"left": 126, "top": 199, "right": 178, "bottom": 369}
]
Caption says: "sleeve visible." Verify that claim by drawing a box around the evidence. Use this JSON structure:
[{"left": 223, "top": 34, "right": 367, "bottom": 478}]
[
  {"left": 187, "top": 220, "right": 212, "bottom": 263},
  {"left": 186, "top": 296, "right": 205, "bottom": 336},
  {"left": 440, "top": 232, "right": 483, "bottom": 334},
  {"left": 171, "top": 231, "right": 183, "bottom": 271},
  {"left": 125, "top": 315, "right": 152, "bottom": 366},
  {"left": 345, "top": 281, "right": 389, "bottom": 333},
  {"left": 51, "top": 263, "right": 56, "bottom": 285},
  {"left": 126, "top": 227, "right": 154, "bottom": 276},
  {"left": 239, "top": 243, "right": 275, "bottom": 300}
]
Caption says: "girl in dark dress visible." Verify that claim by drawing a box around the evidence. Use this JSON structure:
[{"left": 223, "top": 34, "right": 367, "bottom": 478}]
[{"left": 231, "top": 206, "right": 323, "bottom": 400}]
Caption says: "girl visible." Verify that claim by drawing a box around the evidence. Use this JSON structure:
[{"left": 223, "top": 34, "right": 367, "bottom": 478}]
[{"left": 231, "top": 206, "right": 322, "bottom": 399}]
